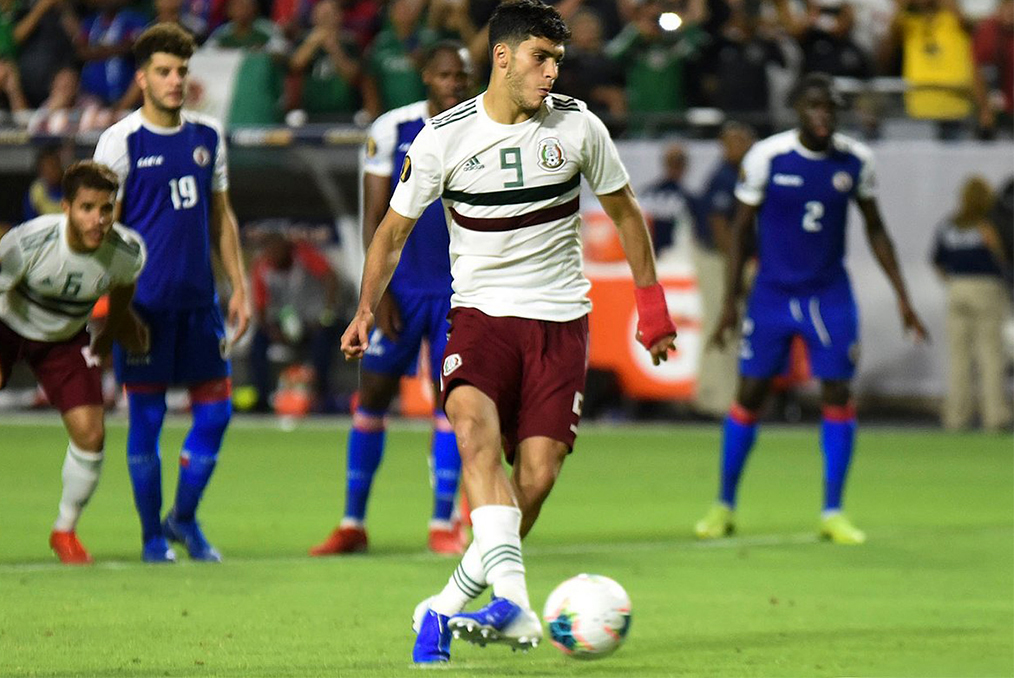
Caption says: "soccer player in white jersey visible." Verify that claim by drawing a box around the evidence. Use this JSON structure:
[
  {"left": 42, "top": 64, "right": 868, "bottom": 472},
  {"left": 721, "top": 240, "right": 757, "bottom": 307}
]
[
  {"left": 340, "top": 0, "right": 677, "bottom": 663},
  {"left": 0, "top": 161, "right": 148, "bottom": 564}
]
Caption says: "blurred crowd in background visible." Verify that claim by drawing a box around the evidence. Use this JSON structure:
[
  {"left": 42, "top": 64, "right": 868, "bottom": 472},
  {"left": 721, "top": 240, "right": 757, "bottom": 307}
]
[{"left": 0, "top": 0, "right": 1012, "bottom": 138}]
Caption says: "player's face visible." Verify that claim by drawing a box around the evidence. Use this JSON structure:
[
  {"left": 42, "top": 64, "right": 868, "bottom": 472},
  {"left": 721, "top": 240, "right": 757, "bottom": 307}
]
[
  {"left": 63, "top": 188, "right": 115, "bottom": 253},
  {"left": 797, "top": 87, "right": 837, "bottom": 144},
  {"left": 139, "top": 52, "right": 188, "bottom": 114},
  {"left": 423, "top": 50, "right": 470, "bottom": 114},
  {"left": 504, "top": 36, "right": 565, "bottom": 114}
]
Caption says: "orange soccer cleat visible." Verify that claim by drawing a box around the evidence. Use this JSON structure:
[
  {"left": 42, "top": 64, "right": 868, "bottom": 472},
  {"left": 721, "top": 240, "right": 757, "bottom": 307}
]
[
  {"left": 309, "top": 525, "right": 368, "bottom": 556},
  {"left": 49, "top": 530, "right": 94, "bottom": 565},
  {"left": 428, "top": 520, "right": 467, "bottom": 556}
]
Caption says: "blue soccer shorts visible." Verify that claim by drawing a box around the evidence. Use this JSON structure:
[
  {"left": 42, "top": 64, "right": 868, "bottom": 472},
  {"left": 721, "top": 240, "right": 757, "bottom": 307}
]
[
  {"left": 114, "top": 304, "right": 230, "bottom": 386},
  {"left": 739, "top": 278, "right": 859, "bottom": 381},
  {"left": 361, "top": 292, "right": 451, "bottom": 381}
]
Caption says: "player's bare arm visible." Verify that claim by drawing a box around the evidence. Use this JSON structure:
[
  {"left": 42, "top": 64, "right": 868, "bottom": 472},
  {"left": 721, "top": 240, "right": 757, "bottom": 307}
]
[
  {"left": 598, "top": 184, "right": 677, "bottom": 365},
  {"left": 341, "top": 207, "right": 418, "bottom": 360},
  {"left": 210, "top": 190, "right": 250, "bottom": 344},
  {"left": 856, "top": 197, "right": 929, "bottom": 342},
  {"left": 710, "top": 199, "right": 759, "bottom": 349},
  {"left": 91, "top": 282, "right": 149, "bottom": 356},
  {"left": 362, "top": 171, "right": 403, "bottom": 341}
]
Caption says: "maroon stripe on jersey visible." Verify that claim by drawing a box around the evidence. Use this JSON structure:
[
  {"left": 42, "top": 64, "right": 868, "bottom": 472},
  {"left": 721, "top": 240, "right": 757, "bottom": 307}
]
[{"left": 449, "top": 196, "right": 580, "bottom": 232}]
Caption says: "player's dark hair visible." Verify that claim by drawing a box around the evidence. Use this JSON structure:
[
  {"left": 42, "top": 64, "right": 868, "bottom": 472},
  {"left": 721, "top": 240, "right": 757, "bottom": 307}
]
[
  {"left": 133, "top": 22, "right": 196, "bottom": 67},
  {"left": 62, "top": 161, "right": 119, "bottom": 202},
  {"left": 423, "top": 39, "right": 466, "bottom": 69},
  {"left": 488, "top": 0, "right": 571, "bottom": 62},
  {"left": 788, "top": 72, "right": 843, "bottom": 108}
]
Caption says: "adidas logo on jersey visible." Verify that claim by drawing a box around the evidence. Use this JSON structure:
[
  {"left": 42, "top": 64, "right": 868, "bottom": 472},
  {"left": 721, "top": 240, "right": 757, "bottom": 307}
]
[
  {"left": 136, "top": 155, "right": 165, "bottom": 168},
  {"left": 462, "top": 155, "right": 484, "bottom": 171}
]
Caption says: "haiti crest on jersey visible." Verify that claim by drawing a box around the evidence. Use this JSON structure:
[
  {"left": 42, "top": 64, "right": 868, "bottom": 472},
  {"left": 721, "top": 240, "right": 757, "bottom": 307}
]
[
  {"left": 193, "top": 145, "right": 211, "bottom": 167},
  {"left": 537, "top": 138, "right": 566, "bottom": 172},
  {"left": 832, "top": 171, "right": 853, "bottom": 193}
]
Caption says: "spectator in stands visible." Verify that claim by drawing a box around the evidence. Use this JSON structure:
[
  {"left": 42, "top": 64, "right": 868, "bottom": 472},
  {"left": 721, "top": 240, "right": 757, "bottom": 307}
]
[
  {"left": 10, "top": 0, "right": 79, "bottom": 110},
  {"left": 0, "top": 0, "right": 30, "bottom": 122},
  {"left": 881, "top": 0, "right": 993, "bottom": 139},
  {"left": 361, "top": 0, "right": 432, "bottom": 117},
  {"left": 288, "top": 0, "right": 362, "bottom": 121},
  {"left": 694, "top": 122, "right": 755, "bottom": 418},
  {"left": 153, "top": 0, "right": 217, "bottom": 41},
  {"left": 206, "top": 0, "right": 288, "bottom": 54},
  {"left": 973, "top": 0, "right": 1013, "bottom": 131},
  {"left": 640, "top": 142, "right": 696, "bottom": 257},
  {"left": 427, "top": 0, "right": 479, "bottom": 45},
  {"left": 75, "top": 0, "right": 147, "bottom": 108},
  {"left": 250, "top": 233, "right": 346, "bottom": 413},
  {"left": 552, "top": 8, "right": 624, "bottom": 123},
  {"left": 274, "top": 0, "right": 380, "bottom": 51},
  {"left": 775, "top": 0, "right": 871, "bottom": 79},
  {"left": 605, "top": 0, "right": 707, "bottom": 132},
  {"left": 701, "top": 0, "right": 784, "bottom": 134},
  {"left": 23, "top": 144, "right": 64, "bottom": 221},
  {"left": 932, "top": 176, "right": 1011, "bottom": 432}
]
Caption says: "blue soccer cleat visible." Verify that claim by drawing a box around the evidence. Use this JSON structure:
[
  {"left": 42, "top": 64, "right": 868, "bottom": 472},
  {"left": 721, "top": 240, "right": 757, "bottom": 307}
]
[
  {"left": 142, "top": 536, "right": 177, "bottom": 563},
  {"left": 163, "top": 514, "right": 222, "bottom": 562},
  {"left": 448, "top": 597, "right": 542, "bottom": 651},
  {"left": 412, "top": 603, "right": 451, "bottom": 664}
]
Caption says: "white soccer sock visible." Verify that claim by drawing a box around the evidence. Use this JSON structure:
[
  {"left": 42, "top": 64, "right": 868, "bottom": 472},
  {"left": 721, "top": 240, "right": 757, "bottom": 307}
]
[
  {"left": 53, "top": 442, "right": 103, "bottom": 532},
  {"left": 431, "top": 541, "right": 488, "bottom": 617},
  {"left": 471, "top": 504, "right": 530, "bottom": 610}
]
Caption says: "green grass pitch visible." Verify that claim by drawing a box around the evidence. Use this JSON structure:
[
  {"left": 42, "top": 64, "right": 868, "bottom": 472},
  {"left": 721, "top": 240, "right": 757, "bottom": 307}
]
[{"left": 1, "top": 415, "right": 1011, "bottom": 677}]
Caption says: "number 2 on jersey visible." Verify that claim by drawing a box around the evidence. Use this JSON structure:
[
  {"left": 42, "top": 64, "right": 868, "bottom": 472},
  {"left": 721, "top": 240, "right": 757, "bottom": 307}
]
[
  {"left": 169, "top": 175, "right": 199, "bottom": 210},
  {"left": 802, "top": 200, "right": 824, "bottom": 232}
]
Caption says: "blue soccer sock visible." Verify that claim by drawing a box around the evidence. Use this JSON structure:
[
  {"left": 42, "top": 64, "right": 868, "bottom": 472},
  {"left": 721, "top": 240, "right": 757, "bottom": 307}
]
[
  {"left": 430, "top": 414, "right": 461, "bottom": 524},
  {"left": 343, "top": 407, "right": 386, "bottom": 524},
  {"left": 173, "top": 396, "right": 231, "bottom": 522},
  {"left": 821, "top": 403, "right": 857, "bottom": 513},
  {"left": 719, "top": 403, "right": 759, "bottom": 507},
  {"left": 126, "top": 389, "right": 168, "bottom": 543}
]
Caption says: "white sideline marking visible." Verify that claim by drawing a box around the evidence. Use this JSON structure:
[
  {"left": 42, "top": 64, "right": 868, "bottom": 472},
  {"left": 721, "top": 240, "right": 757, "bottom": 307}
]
[{"left": 0, "top": 532, "right": 821, "bottom": 574}]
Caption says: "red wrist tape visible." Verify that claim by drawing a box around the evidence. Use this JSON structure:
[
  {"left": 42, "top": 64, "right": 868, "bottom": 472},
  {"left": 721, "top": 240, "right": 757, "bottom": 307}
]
[{"left": 634, "top": 283, "right": 677, "bottom": 350}]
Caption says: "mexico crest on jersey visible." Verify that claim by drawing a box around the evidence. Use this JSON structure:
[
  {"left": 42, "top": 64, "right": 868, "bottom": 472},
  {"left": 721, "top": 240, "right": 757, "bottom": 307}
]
[
  {"left": 537, "top": 138, "right": 566, "bottom": 172},
  {"left": 832, "top": 171, "right": 853, "bottom": 193},
  {"left": 193, "top": 145, "right": 211, "bottom": 167}
]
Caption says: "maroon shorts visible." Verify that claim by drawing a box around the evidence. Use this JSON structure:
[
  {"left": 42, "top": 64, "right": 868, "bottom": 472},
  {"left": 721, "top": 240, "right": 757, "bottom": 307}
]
[
  {"left": 440, "top": 307, "right": 589, "bottom": 461},
  {"left": 0, "top": 319, "right": 102, "bottom": 412}
]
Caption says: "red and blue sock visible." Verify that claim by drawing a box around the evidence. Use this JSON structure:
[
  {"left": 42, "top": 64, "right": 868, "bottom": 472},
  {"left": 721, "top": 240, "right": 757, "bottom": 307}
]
[
  {"left": 173, "top": 380, "right": 232, "bottom": 522},
  {"left": 719, "top": 403, "right": 759, "bottom": 507},
  {"left": 821, "top": 403, "right": 857, "bottom": 512}
]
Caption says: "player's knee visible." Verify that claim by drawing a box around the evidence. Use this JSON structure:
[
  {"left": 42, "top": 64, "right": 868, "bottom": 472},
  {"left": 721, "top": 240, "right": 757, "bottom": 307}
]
[
  {"left": 451, "top": 414, "right": 499, "bottom": 462},
  {"left": 821, "top": 381, "right": 851, "bottom": 407},
  {"left": 72, "top": 425, "right": 105, "bottom": 453},
  {"left": 736, "top": 379, "right": 769, "bottom": 412},
  {"left": 194, "top": 399, "right": 232, "bottom": 436}
]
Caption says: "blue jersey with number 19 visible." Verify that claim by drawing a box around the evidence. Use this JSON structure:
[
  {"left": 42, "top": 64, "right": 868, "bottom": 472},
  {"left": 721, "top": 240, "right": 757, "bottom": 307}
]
[
  {"left": 735, "top": 130, "right": 876, "bottom": 293},
  {"left": 94, "top": 109, "right": 228, "bottom": 310}
]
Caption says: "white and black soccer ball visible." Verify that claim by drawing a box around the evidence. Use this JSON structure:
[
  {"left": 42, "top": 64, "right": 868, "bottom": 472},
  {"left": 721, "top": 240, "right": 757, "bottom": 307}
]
[{"left": 543, "top": 573, "right": 632, "bottom": 659}]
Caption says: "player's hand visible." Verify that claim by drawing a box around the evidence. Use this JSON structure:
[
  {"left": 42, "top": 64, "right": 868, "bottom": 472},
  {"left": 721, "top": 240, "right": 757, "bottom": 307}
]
[
  {"left": 228, "top": 290, "right": 251, "bottom": 347},
  {"left": 375, "top": 291, "right": 402, "bottom": 343},
  {"left": 899, "top": 300, "right": 930, "bottom": 343},
  {"left": 708, "top": 303, "right": 739, "bottom": 350},
  {"left": 341, "top": 308, "right": 375, "bottom": 361},
  {"left": 641, "top": 332, "right": 676, "bottom": 366}
]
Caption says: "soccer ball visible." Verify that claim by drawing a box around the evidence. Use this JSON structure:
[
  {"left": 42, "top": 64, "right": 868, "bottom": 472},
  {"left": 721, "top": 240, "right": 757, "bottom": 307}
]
[{"left": 543, "top": 574, "right": 632, "bottom": 659}]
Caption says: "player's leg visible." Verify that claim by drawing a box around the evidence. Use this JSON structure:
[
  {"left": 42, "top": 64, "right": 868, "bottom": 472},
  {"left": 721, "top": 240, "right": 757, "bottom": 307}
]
[
  {"left": 164, "top": 306, "right": 232, "bottom": 561},
  {"left": 805, "top": 284, "right": 865, "bottom": 544},
  {"left": 26, "top": 327, "right": 107, "bottom": 564},
  {"left": 50, "top": 405, "right": 105, "bottom": 564},
  {"left": 310, "top": 368, "right": 399, "bottom": 556},
  {"left": 696, "top": 290, "right": 791, "bottom": 539},
  {"left": 162, "top": 377, "right": 232, "bottom": 562},
  {"left": 115, "top": 306, "right": 176, "bottom": 561}
]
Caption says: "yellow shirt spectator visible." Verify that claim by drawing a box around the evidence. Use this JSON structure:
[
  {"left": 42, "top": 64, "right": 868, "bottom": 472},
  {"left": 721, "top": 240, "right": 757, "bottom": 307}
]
[{"left": 899, "top": 8, "right": 975, "bottom": 119}]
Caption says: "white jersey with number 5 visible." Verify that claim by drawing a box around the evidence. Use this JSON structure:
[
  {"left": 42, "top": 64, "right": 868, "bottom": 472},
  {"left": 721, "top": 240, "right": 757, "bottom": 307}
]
[
  {"left": 0, "top": 214, "right": 146, "bottom": 341},
  {"left": 389, "top": 93, "right": 629, "bottom": 322}
]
